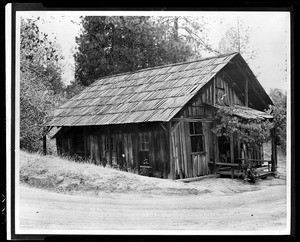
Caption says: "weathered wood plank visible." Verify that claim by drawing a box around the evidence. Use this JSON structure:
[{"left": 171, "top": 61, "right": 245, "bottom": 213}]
[
  {"left": 124, "top": 133, "right": 128, "bottom": 166},
  {"left": 168, "top": 122, "right": 174, "bottom": 179},
  {"left": 128, "top": 133, "right": 133, "bottom": 166},
  {"left": 184, "top": 121, "right": 192, "bottom": 178},
  {"left": 176, "top": 127, "right": 184, "bottom": 178},
  {"left": 171, "top": 132, "right": 178, "bottom": 178},
  {"left": 133, "top": 127, "right": 139, "bottom": 172},
  {"left": 179, "top": 121, "right": 188, "bottom": 178},
  {"left": 149, "top": 131, "right": 154, "bottom": 168},
  {"left": 174, "top": 131, "right": 181, "bottom": 178},
  {"left": 159, "top": 129, "right": 165, "bottom": 175}
]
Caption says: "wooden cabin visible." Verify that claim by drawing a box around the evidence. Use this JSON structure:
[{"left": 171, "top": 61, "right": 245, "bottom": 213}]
[{"left": 46, "top": 52, "right": 277, "bottom": 179}]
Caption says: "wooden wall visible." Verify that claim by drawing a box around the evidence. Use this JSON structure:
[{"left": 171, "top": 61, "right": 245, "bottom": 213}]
[
  {"left": 215, "top": 76, "right": 244, "bottom": 106},
  {"left": 168, "top": 73, "right": 256, "bottom": 178},
  {"left": 169, "top": 120, "right": 213, "bottom": 179},
  {"left": 56, "top": 123, "right": 170, "bottom": 178}
]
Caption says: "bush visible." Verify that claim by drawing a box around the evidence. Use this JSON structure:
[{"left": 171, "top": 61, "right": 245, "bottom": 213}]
[{"left": 238, "top": 162, "right": 259, "bottom": 184}]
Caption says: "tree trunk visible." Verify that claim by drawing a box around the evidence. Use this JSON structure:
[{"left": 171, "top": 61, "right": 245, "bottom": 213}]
[{"left": 174, "top": 17, "right": 179, "bottom": 41}]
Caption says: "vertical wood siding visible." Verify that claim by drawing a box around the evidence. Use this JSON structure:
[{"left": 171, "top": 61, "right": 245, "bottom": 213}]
[
  {"left": 56, "top": 123, "right": 170, "bottom": 177},
  {"left": 169, "top": 120, "right": 212, "bottom": 179}
]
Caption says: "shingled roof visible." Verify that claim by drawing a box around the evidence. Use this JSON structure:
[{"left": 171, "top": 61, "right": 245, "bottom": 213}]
[{"left": 48, "top": 52, "right": 264, "bottom": 127}]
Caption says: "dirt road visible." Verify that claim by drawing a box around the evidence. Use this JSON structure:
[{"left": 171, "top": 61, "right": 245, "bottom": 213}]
[{"left": 19, "top": 184, "right": 287, "bottom": 232}]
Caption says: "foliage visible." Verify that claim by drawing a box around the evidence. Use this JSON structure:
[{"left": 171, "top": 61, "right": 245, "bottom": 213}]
[
  {"left": 74, "top": 16, "right": 210, "bottom": 86},
  {"left": 212, "top": 105, "right": 275, "bottom": 184},
  {"left": 20, "top": 18, "right": 66, "bottom": 152},
  {"left": 63, "top": 80, "right": 85, "bottom": 99},
  {"left": 238, "top": 162, "right": 259, "bottom": 184},
  {"left": 218, "top": 18, "right": 259, "bottom": 75},
  {"left": 154, "top": 16, "right": 216, "bottom": 58},
  {"left": 212, "top": 106, "right": 274, "bottom": 150},
  {"left": 267, "top": 88, "right": 287, "bottom": 153}
]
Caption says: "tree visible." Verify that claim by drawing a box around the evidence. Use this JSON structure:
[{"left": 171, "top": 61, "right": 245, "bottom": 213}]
[
  {"left": 268, "top": 88, "right": 287, "bottom": 154},
  {"left": 218, "top": 18, "right": 259, "bottom": 75},
  {"left": 154, "top": 16, "right": 218, "bottom": 59},
  {"left": 74, "top": 16, "right": 196, "bottom": 86},
  {"left": 20, "top": 18, "right": 65, "bottom": 152}
]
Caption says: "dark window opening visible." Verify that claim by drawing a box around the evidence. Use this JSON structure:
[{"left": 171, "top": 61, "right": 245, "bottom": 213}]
[{"left": 189, "top": 122, "right": 204, "bottom": 153}]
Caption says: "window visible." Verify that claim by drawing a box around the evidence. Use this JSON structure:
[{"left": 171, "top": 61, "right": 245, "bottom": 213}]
[
  {"left": 189, "top": 122, "right": 204, "bottom": 153},
  {"left": 139, "top": 132, "right": 149, "bottom": 151}
]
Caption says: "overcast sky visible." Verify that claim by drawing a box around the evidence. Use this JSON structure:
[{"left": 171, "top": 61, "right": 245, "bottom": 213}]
[{"left": 18, "top": 11, "right": 290, "bottom": 93}]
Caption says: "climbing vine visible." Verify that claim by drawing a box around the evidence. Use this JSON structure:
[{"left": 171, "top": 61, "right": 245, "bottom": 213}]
[
  {"left": 212, "top": 106, "right": 274, "bottom": 150},
  {"left": 212, "top": 106, "right": 275, "bottom": 183}
]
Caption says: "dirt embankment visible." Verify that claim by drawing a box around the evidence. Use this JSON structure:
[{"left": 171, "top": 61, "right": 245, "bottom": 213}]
[{"left": 19, "top": 150, "right": 286, "bottom": 197}]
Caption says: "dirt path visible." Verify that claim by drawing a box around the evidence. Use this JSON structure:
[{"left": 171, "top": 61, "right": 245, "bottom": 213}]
[{"left": 19, "top": 183, "right": 287, "bottom": 232}]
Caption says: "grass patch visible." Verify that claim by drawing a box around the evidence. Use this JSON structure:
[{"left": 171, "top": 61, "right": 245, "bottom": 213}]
[
  {"left": 19, "top": 148, "right": 286, "bottom": 197},
  {"left": 19, "top": 151, "right": 216, "bottom": 196}
]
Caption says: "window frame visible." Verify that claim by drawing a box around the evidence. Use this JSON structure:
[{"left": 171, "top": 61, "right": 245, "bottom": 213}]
[
  {"left": 189, "top": 122, "right": 205, "bottom": 154},
  {"left": 139, "top": 132, "right": 150, "bottom": 151}
]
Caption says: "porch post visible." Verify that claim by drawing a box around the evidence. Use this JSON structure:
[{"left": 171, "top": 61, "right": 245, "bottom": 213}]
[
  {"left": 271, "top": 128, "right": 277, "bottom": 172},
  {"left": 243, "top": 143, "right": 248, "bottom": 164},
  {"left": 43, "top": 134, "right": 47, "bottom": 155},
  {"left": 167, "top": 122, "right": 174, "bottom": 179},
  {"left": 108, "top": 125, "right": 112, "bottom": 166},
  {"left": 84, "top": 126, "right": 87, "bottom": 160},
  {"left": 42, "top": 126, "right": 48, "bottom": 155},
  {"left": 230, "top": 134, "right": 234, "bottom": 179}
]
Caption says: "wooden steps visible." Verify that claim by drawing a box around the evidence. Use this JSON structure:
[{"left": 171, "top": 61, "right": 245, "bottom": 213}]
[{"left": 217, "top": 169, "right": 275, "bottom": 179}]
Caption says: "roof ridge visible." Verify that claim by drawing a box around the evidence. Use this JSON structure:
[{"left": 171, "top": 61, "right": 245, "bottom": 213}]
[{"left": 93, "top": 52, "right": 239, "bottom": 83}]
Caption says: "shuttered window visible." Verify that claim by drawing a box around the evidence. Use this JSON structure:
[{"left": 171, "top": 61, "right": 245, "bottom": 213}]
[{"left": 189, "top": 122, "right": 204, "bottom": 153}]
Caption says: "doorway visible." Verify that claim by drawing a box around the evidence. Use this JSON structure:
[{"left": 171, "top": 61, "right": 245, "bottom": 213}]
[{"left": 218, "top": 135, "right": 230, "bottom": 163}]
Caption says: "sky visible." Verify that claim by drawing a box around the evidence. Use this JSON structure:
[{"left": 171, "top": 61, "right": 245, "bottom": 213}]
[{"left": 17, "top": 11, "right": 290, "bottom": 93}]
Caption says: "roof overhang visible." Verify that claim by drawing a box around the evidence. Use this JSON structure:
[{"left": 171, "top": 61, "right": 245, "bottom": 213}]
[{"left": 213, "top": 104, "right": 273, "bottom": 120}]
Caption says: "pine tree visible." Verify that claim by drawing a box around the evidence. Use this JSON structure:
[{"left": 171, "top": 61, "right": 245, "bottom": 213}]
[{"left": 74, "top": 16, "right": 196, "bottom": 86}]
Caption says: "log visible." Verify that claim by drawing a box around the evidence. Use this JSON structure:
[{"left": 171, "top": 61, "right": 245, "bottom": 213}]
[{"left": 178, "top": 174, "right": 220, "bottom": 183}]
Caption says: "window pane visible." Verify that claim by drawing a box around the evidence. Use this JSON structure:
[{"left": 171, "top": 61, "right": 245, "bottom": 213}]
[
  {"left": 189, "top": 122, "right": 194, "bottom": 134},
  {"left": 139, "top": 132, "right": 143, "bottom": 142},
  {"left": 144, "top": 132, "right": 149, "bottom": 142},
  {"left": 198, "top": 136, "right": 204, "bottom": 151},
  {"left": 191, "top": 135, "right": 204, "bottom": 152},
  {"left": 194, "top": 122, "right": 203, "bottom": 134}
]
